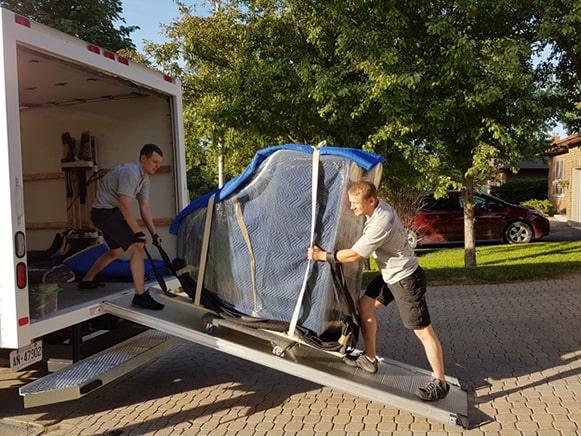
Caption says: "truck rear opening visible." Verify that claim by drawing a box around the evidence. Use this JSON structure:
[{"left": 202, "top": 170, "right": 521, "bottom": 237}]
[{"left": 18, "top": 45, "right": 178, "bottom": 322}]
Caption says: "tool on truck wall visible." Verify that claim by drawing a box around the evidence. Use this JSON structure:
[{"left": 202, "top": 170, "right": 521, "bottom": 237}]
[{"left": 61, "top": 131, "right": 97, "bottom": 229}]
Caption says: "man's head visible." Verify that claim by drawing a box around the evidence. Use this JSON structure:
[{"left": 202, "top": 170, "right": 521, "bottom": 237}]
[
  {"left": 140, "top": 144, "right": 163, "bottom": 175},
  {"left": 348, "top": 181, "right": 378, "bottom": 216}
]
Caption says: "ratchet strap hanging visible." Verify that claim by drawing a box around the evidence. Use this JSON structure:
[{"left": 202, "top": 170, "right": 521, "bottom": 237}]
[
  {"left": 194, "top": 193, "right": 216, "bottom": 306},
  {"left": 234, "top": 199, "right": 261, "bottom": 315},
  {"left": 288, "top": 142, "right": 324, "bottom": 337}
]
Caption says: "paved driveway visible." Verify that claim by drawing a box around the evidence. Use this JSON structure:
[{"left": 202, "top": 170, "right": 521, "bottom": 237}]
[
  {"left": 544, "top": 217, "right": 581, "bottom": 242},
  {"left": 1, "top": 275, "right": 580, "bottom": 435}
]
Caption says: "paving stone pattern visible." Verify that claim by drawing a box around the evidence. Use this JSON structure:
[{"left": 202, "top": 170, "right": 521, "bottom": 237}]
[{"left": 1, "top": 275, "right": 580, "bottom": 435}]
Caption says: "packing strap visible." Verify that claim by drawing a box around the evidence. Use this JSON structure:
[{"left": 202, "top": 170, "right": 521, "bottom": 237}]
[
  {"left": 195, "top": 193, "right": 216, "bottom": 306},
  {"left": 288, "top": 143, "right": 323, "bottom": 337},
  {"left": 234, "top": 199, "right": 261, "bottom": 315}
]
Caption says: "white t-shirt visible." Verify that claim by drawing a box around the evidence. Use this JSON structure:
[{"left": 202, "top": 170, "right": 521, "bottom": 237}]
[{"left": 351, "top": 200, "right": 418, "bottom": 284}]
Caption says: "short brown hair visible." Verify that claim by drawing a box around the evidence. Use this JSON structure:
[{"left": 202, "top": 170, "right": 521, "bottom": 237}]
[
  {"left": 348, "top": 181, "right": 377, "bottom": 200},
  {"left": 140, "top": 143, "right": 163, "bottom": 158}
]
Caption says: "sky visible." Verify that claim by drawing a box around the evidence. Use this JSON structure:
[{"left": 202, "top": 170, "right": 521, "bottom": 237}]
[
  {"left": 120, "top": 1, "right": 568, "bottom": 137},
  {"left": 120, "top": 0, "right": 210, "bottom": 52}
]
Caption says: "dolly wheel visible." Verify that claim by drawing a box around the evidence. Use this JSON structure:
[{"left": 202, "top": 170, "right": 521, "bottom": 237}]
[
  {"left": 272, "top": 345, "right": 285, "bottom": 357},
  {"left": 204, "top": 323, "right": 215, "bottom": 335}
]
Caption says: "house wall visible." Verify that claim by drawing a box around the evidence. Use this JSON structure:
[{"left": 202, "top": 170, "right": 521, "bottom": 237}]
[
  {"left": 548, "top": 155, "right": 569, "bottom": 213},
  {"left": 566, "top": 147, "right": 581, "bottom": 224},
  {"left": 548, "top": 146, "right": 581, "bottom": 218}
]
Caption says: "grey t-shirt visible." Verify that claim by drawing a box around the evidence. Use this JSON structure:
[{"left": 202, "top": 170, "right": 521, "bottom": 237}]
[
  {"left": 93, "top": 161, "right": 150, "bottom": 209},
  {"left": 351, "top": 200, "right": 418, "bottom": 284}
]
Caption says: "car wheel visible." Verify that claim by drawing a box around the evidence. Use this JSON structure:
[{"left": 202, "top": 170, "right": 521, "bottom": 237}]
[
  {"left": 407, "top": 229, "right": 419, "bottom": 249},
  {"left": 504, "top": 221, "right": 533, "bottom": 244}
]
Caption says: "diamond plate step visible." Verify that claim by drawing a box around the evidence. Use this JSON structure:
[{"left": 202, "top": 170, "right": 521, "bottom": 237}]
[{"left": 20, "top": 330, "right": 178, "bottom": 408}]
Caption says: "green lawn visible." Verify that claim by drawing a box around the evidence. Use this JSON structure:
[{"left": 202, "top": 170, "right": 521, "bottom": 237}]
[{"left": 364, "top": 241, "right": 581, "bottom": 285}]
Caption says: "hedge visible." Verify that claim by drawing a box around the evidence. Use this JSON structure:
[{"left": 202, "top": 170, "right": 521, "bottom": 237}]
[{"left": 491, "top": 179, "right": 548, "bottom": 204}]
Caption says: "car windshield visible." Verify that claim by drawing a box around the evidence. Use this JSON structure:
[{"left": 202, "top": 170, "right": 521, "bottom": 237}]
[
  {"left": 418, "top": 194, "right": 460, "bottom": 211},
  {"left": 459, "top": 195, "right": 487, "bottom": 209}
]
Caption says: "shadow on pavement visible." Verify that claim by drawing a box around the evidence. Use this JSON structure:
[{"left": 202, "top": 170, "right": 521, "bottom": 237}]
[
  {"left": 0, "top": 344, "right": 319, "bottom": 430},
  {"left": 371, "top": 274, "right": 580, "bottom": 429}
]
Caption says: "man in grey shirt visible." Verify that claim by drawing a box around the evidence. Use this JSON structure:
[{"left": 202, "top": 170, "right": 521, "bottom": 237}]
[
  {"left": 308, "top": 181, "right": 449, "bottom": 401},
  {"left": 79, "top": 144, "right": 165, "bottom": 310}
]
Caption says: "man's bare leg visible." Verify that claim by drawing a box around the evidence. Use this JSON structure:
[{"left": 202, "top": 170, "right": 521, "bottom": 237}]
[
  {"left": 358, "top": 296, "right": 383, "bottom": 359},
  {"left": 414, "top": 325, "right": 446, "bottom": 382},
  {"left": 82, "top": 248, "right": 124, "bottom": 282},
  {"left": 128, "top": 244, "right": 145, "bottom": 295}
]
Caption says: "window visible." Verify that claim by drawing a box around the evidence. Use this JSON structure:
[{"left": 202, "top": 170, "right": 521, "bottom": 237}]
[
  {"left": 459, "top": 195, "right": 488, "bottom": 210},
  {"left": 419, "top": 195, "right": 460, "bottom": 211},
  {"left": 555, "top": 160, "right": 565, "bottom": 196}
]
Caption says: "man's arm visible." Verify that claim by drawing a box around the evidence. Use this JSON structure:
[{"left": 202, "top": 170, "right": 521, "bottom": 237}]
[
  {"left": 138, "top": 199, "right": 157, "bottom": 236},
  {"left": 118, "top": 195, "right": 142, "bottom": 234},
  {"left": 308, "top": 245, "right": 364, "bottom": 264}
]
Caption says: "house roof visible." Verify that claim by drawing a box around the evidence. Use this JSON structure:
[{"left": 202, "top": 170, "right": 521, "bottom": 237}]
[
  {"left": 499, "top": 159, "right": 548, "bottom": 171},
  {"left": 544, "top": 133, "right": 581, "bottom": 156}
]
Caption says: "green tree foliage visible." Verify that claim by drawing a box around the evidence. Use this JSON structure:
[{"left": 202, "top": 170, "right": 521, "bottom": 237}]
[
  {"left": 535, "top": 0, "right": 581, "bottom": 131},
  {"left": 0, "top": 0, "right": 138, "bottom": 51},
  {"left": 298, "top": 1, "right": 556, "bottom": 266},
  {"left": 148, "top": 1, "right": 556, "bottom": 267}
]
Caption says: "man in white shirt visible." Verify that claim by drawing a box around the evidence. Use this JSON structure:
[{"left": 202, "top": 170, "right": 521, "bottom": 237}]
[{"left": 308, "top": 181, "right": 449, "bottom": 401}]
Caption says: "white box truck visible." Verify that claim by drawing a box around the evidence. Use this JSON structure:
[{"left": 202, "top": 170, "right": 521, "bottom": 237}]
[{"left": 0, "top": 7, "right": 188, "bottom": 359}]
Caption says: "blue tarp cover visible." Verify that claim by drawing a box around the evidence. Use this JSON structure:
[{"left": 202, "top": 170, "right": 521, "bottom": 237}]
[{"left": 171, "top": 144, "right": 384, "bottom": 234}]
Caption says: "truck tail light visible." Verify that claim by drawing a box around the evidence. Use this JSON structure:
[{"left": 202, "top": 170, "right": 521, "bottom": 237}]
[
  {"left": 15, "top": 15, "right": 31, "bottom": 27},
  {"left": 118, "top": 56, "right": 129, "bottom": 65},
  {"left": 15, "top": 231, "right": 25, "bottom": 258},
  {"left": 103, "top": 51, "right": 115, "bottom": 60},
  {"left": 16, "top": 262, "right": 27, "bottom": 289},
  {"left": 163, "top": 75, "right": 174, "bottom": 83},
  {"left": 87, "top": 45, "right": 100, "bottom": 54},
  {"left": 18, "top": 317, "right": 29, "bottom": 326}
]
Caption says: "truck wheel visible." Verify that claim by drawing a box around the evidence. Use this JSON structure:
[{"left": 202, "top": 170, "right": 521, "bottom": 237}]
[
  {"left": 204, "top": 323, "right": 215, "bottom": 334},
  {"left": 504, "top": 221, "right": 533, "bottom": 244},
  {"left": 272, "top": 345, "right": 285, "bottom": 357},
  {"left": 407, "top": 230, "right": 419, "bottom": 249}
]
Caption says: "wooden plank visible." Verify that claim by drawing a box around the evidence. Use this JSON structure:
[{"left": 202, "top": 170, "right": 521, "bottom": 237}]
[
  {"left": 23, "top": 172, "right": 64, "bottom": 181},
  {"left": 26, "top": 218, "right": 173, "bottom": 230},
  {"left": 23, "top": 165, "right": 171, "bottom": 182},
  {"left": 26, "top": 222, "right": 69, "bottom": 230},
  {"left": 142, "top": 218, "right": 173, "bottom": 226}
]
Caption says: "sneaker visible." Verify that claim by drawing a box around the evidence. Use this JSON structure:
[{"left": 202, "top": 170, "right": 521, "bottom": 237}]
[
  {"left": 343, "top": 354, "right": 378, "bottom": 374},
  {"left": 415, "top": 378, "right": 450, "bottom": 401},
  {"left": 78, "top": 280, "right": 106, "bottom": 289},
  {"left": 132, "top": 290, "right": 164, "bottom": 310}
]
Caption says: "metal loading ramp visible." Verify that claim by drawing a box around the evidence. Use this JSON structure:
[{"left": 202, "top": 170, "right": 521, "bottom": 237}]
[
  {"left": 103, "top": 292, "right": 469, "bottom": 428},
  {"left": 19, "top": 330, "right": 178, "bottom": 408}
]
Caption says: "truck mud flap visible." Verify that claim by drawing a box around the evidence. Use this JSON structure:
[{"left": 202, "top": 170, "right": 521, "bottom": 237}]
[
  {"left": 102, "top": 292, "right": 469, "bottom": 428},
  {"left": 19, "top": 330, "right": 178, "bottom": 408}
]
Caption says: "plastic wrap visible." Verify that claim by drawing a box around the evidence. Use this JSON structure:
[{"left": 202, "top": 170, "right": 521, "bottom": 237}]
[{"left": 176, "top": 148, "right": 383, "bottom": 337}]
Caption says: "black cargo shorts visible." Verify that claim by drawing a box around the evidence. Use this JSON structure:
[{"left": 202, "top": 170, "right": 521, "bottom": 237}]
[
  {"left": 364, "top": 266, "right": 431, "bottom": 330},
  {"left": 91, "top": 207, "right": 134, "bottom": 251}
]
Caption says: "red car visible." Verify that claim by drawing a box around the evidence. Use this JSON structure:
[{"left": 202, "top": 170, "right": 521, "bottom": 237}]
[{"left": 408, "top": 191, "right": 550, "bottom": 248}]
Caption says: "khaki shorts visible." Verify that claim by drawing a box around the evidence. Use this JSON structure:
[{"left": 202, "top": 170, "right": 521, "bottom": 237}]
[{"left": 364, "top": 266, "right": 431, "bottom": 330}]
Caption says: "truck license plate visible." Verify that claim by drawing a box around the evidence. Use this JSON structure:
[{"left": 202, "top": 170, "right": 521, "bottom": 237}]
[{"left": 9, "top": 340, "right": 43, "bottom": 371}]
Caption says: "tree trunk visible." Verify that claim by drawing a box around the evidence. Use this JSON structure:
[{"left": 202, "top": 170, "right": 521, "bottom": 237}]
[{"left": 463, "top": 178, "right": 477, "bottom": 267}]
